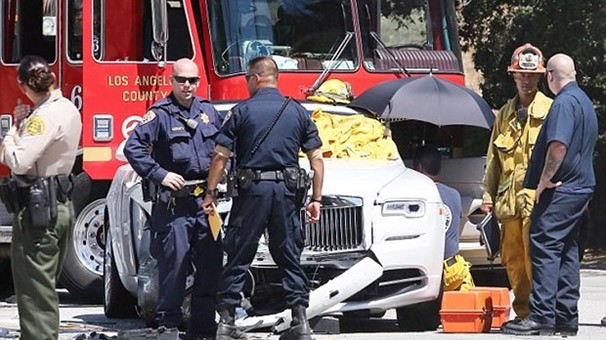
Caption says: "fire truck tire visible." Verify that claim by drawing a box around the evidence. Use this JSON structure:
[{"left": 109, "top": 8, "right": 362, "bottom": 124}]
[
  {"left": 58, "top": 172, "right": 109, "bottom": 301},
  {"left": 104, "top": 220, "right": 137, "bottom": 317},
  {"left": 396, "top": 284, "right": 443, "bottom": 331}
]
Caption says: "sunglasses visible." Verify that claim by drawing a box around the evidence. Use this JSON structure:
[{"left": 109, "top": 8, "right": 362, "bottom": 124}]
[{"left": 173, "top": 75, "right": 200, "bottom": 84}]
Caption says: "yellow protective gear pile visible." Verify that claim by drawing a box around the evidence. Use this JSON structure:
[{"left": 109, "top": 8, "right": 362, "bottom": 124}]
[
  {"left": 443, "top": 254, "right": 474, "bottom": 292},
  {"left": 307, "top": 79, "right": 354, "bottom": 104},
  {"left": 309, "top": 108, "right": 399, "bottom": 160}
]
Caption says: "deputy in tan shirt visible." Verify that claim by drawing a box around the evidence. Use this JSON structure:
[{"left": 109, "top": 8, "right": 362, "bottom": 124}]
[
  {"left": 0, "top": 55, "right": 81, "bottom": 340},
  {"left": 0, "top": 88, "right": 80, "bottom": 176}
]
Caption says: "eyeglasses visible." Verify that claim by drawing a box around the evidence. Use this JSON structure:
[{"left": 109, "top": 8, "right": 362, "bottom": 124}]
[{"left": 172, "top": 75, "right": 200, "bottom": 84}]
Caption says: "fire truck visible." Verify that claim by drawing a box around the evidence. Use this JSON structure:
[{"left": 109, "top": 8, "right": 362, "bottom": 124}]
[{"left": 2, "top": 0, "right": 492, "bottom": 315}]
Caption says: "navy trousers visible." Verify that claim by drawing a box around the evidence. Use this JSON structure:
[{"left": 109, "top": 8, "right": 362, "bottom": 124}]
[
  {"left": 151, "top": 192, "right": 223, "bottom": 335},
  {"left": 529, "top": 189, "right": 591, "bottom": 328},
  {"left": 217, "top": 181, "right": 309, "bottom": 309}
]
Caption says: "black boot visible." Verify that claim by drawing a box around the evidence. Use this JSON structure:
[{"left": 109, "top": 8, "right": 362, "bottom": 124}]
[
  {"left": 279, "top": 306, "right": 312, "bottom": 340},
  {"left": 216, "top": 306, "right": 248, "bottom": 340}
]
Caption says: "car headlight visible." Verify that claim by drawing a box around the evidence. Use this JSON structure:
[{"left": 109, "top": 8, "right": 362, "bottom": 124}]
[{"left": 382, "top": 200, "right": 425, "bottom": 218}]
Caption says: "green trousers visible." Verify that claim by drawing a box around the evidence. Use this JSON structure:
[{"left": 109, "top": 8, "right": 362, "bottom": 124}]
[{"left": 10, "top": 201, "right": 74, "bottom": 340}]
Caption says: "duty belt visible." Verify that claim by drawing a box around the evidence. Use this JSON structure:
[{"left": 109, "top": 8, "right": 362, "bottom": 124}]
[
  {"left": 170, "top": 179, "right": 206, "bottom": 197},
  {"left": 253, "top": 170, "right": 285, "bottom": 181}
]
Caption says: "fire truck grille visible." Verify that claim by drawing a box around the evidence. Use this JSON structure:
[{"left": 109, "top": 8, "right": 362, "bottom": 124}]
[{"left": 301, "top": 201, "right": 363, "bottom": 251}]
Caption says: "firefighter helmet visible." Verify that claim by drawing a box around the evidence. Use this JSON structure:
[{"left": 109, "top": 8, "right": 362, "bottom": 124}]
[
  {"left": 307, "top": 79, "right": 354, "bottom": 104},
  {"left": 507, "top": 43, "right": 546, "bottom": 74}
]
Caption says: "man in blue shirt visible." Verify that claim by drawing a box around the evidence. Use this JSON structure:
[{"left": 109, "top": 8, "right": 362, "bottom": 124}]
[
  {"left": 125, "top": 58, "right": 223, "bottom": 340},
  {"left": 503, "top": 54, "right": 597, "bottom": 337},
  {"left": 414, "top": 147, "right": 474, "bottom": 292}
]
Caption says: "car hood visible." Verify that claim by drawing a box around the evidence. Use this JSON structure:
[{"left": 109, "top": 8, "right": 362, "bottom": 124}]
[{"left": 304, "top": 158, "right": 440, "bottom": 203}]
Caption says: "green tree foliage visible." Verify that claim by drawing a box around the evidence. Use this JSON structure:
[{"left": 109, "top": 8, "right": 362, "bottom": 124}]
[{"left": 457, "top": 0, "right": 606, "bottom": 242}]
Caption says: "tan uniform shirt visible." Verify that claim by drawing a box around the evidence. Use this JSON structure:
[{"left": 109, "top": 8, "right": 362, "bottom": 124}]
[{"left": 0, "top": 89, "right": 82, "bottom": 176}]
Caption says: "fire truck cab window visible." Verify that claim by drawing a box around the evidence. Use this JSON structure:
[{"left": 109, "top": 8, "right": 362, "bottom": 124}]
[
  {"left": 67, "top": 0, "right": 83, "bottom": 61},
  {"left": 1, "top": 0, "right": 57, "bottom": 64},
  {"left": 358, "top": 0, "right": 462, "bottom": 72},
  {"left": 93, "top": 0, "right": 192, "bottom": 62},
  {"left": 208, "top": 0, "right": 358, "bottom": 75}
]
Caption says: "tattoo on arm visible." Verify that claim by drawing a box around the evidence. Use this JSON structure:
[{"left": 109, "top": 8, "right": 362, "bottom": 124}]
[
  {"left": 542, "top": 154, "right": 562, "bottom": 180},
  {"left": 541, "top": 142, "right": 566, "bottom": 182}
]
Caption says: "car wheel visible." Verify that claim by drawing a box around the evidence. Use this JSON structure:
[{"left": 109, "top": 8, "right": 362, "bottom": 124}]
[
  {"left": 59, "top": 172, "right": 109, "bottom": 301},
  {"left": 396, "top": 285, "right": 443, "bottom": 331},
  {"left": 104, "top": 217, "right": 137, "bottom": 318}
]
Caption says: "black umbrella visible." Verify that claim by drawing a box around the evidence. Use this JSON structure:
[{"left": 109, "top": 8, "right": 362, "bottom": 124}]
[{"left": 348, "top": 75, "right": 495, "bottom": 129}]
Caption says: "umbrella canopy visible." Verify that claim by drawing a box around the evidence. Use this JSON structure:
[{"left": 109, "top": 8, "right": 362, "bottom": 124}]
[{"left": 348, "top": 76, "right": 495, "bottom": 129}]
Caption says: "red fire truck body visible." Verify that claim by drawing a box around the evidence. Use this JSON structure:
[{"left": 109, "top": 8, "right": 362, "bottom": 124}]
[{"left": 0, "top": 0, "right": 464, "bottom": 298}]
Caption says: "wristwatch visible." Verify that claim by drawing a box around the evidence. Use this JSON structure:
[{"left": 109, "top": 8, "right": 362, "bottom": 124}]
[
  {"left": 206, "top": 188, "right": 219, "bottom": 198},
  {"left": 310, "top": 198, "right": 322, "bottom": 204}
]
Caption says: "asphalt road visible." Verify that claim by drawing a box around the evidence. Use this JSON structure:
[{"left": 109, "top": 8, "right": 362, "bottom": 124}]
[{"left": 1, "top": 270, "right": 606, "bottom": 339}]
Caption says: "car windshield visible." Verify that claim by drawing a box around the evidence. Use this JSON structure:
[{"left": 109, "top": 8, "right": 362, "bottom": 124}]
[
  {"left": 391, "top": 121, "right": 490, "bottom": 160},
  {"left": 207, "top": 0, "right": 358, "bottom": 75}
]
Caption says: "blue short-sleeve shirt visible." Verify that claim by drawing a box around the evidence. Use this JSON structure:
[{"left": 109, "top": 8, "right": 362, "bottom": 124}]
[
  {"left": 437, "top": 183, "right": 462, "bottom": 259},
  {"left": 216, "top": 88, "right": 322, "bottom": 169},
  {"left": 524, "top": 82, "right": 598, "bottom": 193}
]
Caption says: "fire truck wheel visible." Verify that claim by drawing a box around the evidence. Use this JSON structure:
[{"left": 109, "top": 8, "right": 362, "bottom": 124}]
[
  {"left": 396, "top": 283, "right": 443, "bottom": 331},
  {"left": 58, "top": 172, "right": 110, "bottom": 302},
  {"left": 104, "top": 218, "right": 137, "bottom": 317}
]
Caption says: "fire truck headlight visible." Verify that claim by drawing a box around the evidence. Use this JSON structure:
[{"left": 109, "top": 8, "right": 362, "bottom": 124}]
[
  {"left": 93, "top": 114, "right": 113, "bottom": 142},
  {"left": 382, "top": 200, "right": 425, "bottom": 218}
]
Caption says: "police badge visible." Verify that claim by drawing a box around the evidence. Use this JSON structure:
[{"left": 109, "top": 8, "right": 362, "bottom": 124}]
[{"left": 200, "top": 112, "right": 210, "bottom": 124}]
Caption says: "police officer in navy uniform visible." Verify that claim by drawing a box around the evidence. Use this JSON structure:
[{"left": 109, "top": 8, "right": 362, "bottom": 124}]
[
  {"left": 202, "top": 56, "right": 324, "bottom": 340},
  {"left": 124, "top": 58, "right": 223, "bottom": 340}
]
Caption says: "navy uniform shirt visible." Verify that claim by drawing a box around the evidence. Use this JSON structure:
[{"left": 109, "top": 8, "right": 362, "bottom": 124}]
[
  {"left": 437, "top": 183, "right": 462, "bottom": 259},
  {"left": 216, "top": 88, "right": 322, "bottom": 169},
  {"left": 524, "top": 82, "right": 598, "bottom": 193},
  {"left": 125, "top": 93, "right": 222, "bottom": 183}
]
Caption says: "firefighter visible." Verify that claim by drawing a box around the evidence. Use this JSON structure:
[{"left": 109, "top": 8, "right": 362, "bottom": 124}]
[
  {"left": 414, "top": 146, "right": 474, "bottom": 292},
  {"left": 124, "top": 58, "right": 223, "bottom": 340},
  {"left": 481, "top": 44, "right": 553, "bottom": 322},
  {"left": 202, "top": 56, "right": 324, "bottom": 340},
  {"left": 0, "top": 55, "right": 81, "bottom": 340}
]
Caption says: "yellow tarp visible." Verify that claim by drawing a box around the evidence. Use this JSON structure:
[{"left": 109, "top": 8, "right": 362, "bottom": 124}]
[{"left": 306, "top": 108, "right": 400, "bottom": 160}]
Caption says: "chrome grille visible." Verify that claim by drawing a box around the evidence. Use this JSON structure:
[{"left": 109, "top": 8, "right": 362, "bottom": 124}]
[{"left": 302, "top": 197, "right": 363, "bottom": 251}]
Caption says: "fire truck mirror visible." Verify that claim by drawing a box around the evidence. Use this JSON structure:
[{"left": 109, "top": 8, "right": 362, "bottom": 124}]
[
  {"left": 151, "top": 0, "right": 169, "bottom": 45},
  {"left": 42, "top": 0, "right": 58, "bottom": 37}
]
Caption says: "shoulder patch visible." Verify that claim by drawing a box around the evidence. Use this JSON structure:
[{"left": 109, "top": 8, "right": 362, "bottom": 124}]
[
  {"left": 25, "top": 116, "right": 46, "bottom": 136},
  {"left": 141, "top": 110, "right": 157, "bottom": 125},
  {"left": 442, "top": 204, "right": 453, "bottom": 231},
  {"left": 222, "top": 110, "right": 233, "bottom": 126}
]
